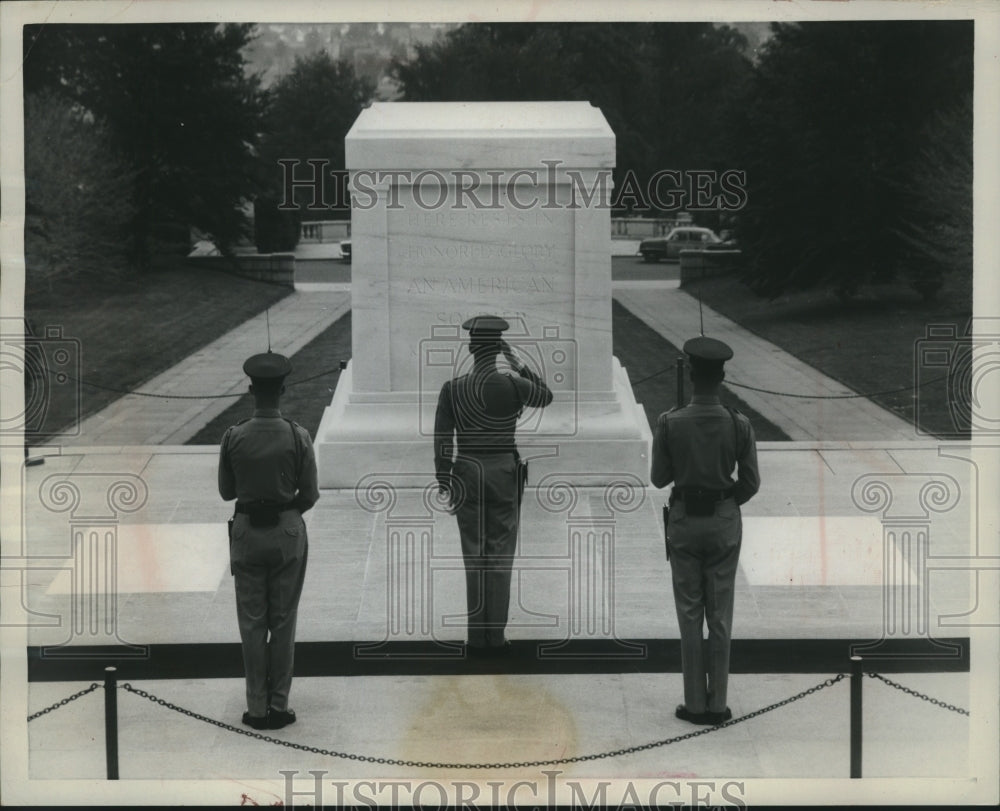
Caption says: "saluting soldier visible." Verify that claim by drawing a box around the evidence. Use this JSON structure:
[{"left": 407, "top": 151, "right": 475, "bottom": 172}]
[
  {"left": 652, "top": 337, "right": 760, "bottom": 725},
  {"left": 434, "top": 316, "right": 553, "bottom": 656},
  {"left": 219, "top": 351, "right": 319, "bottom": 730}
]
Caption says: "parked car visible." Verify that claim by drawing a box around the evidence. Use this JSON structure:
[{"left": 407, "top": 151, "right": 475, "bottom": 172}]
[
  {"left": 638, "top": 226, "right": 723, "bottom": 262},
  {"left": 339, "top": 239, "right": 351, "bottom": 262}
]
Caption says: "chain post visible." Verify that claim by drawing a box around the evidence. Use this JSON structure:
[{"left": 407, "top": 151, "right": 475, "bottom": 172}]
[
  {"left": 850, "top": 655, "right": 862, "bottom": 779},
  {"left": 104, "top": 666, "right": 119, "bottom": 780}
]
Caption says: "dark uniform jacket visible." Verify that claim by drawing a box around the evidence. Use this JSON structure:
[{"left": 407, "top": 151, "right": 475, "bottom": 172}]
[
  {"left": 434, "top": 366, "right": 552, "bottom": 490},
  {"left": 651, "top": 394, "right": 760, "bottom": 505},
  {"left": 219, "top": 409, "right": 320, "bottom": 513}
]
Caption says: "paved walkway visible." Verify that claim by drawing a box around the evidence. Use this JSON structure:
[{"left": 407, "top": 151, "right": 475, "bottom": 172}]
[
  {"left": 8, "top": 244, "right": 990, "bottom": 801},
  {"left": 613, "top": 286, "right": 917, "bottom": 441},
  {"left": 11, "top": 442, "right": 979, "bottom": 793},
  {"left": 53, "top": 241, "right": 914, "bottom": 447},
  {"left": 51, "top": 289, "right": 349, "bottom": 447}
]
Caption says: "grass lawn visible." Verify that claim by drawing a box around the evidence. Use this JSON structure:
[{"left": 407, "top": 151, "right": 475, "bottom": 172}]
[
  {"left": 684, "top": 269, "right": 974, "bottom": 438},
  {"left": 612, "top": 300, "right": 790, "bottom": 441},
  {"left": 190, "top": 304, "right": 789, "bottom": 443},
  {"left": 23, "top": 263, "right": 291, "bottom": 442},
  {"left": 189, "top": 312, "right": 352, "bottom": 444}
]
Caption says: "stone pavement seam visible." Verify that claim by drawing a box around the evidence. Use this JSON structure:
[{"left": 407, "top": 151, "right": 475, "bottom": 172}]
[
  {"left": 49, "top": 279, "right": 918, "bottom": 447},
  {"left": 52, "top": 290, "right": 350, "bottom": 448}
]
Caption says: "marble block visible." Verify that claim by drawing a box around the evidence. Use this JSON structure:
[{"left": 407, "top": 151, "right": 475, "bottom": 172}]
[{"left": 316, "top": 102, "right": 652, "bottom": 488}]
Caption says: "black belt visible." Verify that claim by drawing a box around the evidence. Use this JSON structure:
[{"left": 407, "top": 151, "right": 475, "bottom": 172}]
[
  {"left": 234, "top": 500, "right": 296, "bottom": 514},
  {"left": 671, "top": 487, "right": 734, "bottom": 503},
  {"left": 460, "top": 446, "right": 518, "bottom": 455}
]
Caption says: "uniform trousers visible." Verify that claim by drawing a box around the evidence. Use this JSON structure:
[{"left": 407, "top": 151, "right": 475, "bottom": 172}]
[
  {"left": 230, "top": 510, "right": 308, "bottom": 716},
  {"left": 666, "top": 497, "right": 742, "bottom": 714},
  {"left": 452, "top": 454, "right": 520, "bottom": 648}
]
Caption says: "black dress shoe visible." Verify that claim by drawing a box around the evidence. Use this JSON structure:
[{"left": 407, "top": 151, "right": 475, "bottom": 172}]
[
  {"left": 675, "top": 704, "right": 714, "bottom": 725},
  {"left": 465, "top": 643, "right": 490, "bottom": 658},
  {"left": 268, "top": 708, "right": 296, "bottom": 729},
  {"left": 242, "top": 711, "right": 268, "bottom": 730},
  {"left": 706, "top": 707, "right": 733, "bottom": 725},
  {"left": 485, "top": 640, "right": 512, "bottom": 657}
]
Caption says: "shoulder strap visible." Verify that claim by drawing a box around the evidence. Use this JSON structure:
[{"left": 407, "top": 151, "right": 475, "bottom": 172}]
[
  {"left": 284, "top": 418, "right": 304, "bottom": 485},
  {"left": 221, "top": 416, "right": 250, "bottom": 449},
  {"left": 661, "top": 403, "right": 682, "bottom": 428},
  {"left": 723, "top": 405, "right": 742, "bottom": 454}
]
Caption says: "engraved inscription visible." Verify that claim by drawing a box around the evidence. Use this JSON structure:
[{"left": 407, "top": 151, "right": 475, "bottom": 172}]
[
  {"left": 404, "top": 243, "right": 555, "bottom": 262},
  {"left": 434, "top": 310, "right": 530, "bottom": 326},
  {"left": 406, "top": 276, "right": 556, "bottom": 295},
  {"left": 407, "top": 210, "right": 560, "bottom": 228},
  {"left": 384, "top": 184, "right": 574, "bottom": 390}
]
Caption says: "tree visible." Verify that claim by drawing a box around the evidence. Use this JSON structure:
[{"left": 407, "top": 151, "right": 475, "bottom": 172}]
[
  {"left": 734, "top": 21, "right": 973, "bottom": 299},
  {"left": 260, "top": 50, "right": 373, "bottom": 223},
  {"left": 638, "top": 23, "right": 754, "bottom": 225},
  {"left": 392, "top": 23, "right": 753, "bottom": 218},
  {"left": 894, "top": 94, "right": 973, "bottom": 300},
  {"left": 24, "top": 91, "right": 136, "bottom": 291},
  {"left": 393, "top": 23, "right": 652, "bottom": 207},
  {"left": 23, "top": 23, "right": 267, "bottom": 270}
]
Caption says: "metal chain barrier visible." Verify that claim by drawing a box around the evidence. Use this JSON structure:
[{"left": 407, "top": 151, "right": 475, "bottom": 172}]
[
  {"left": 55, "top": 361, "right": 946, "bottom": 404},
  {"left": 724, "top": 376, "right": 946, "bottom": 400},
  {"left": 57, "top": 367, "right": 343, "bottom": 400},
  {"left": 630, "top": 363, "right": 946, "bottom": 400},
  {"left": 27, "top": 682, "right": 101, "bottom": 722},
  {"left": 122, "top": 674, "right": 845, "bottom": 769},
  {"left": 866, "top": 672, "right": 970, "bottom": 716}
]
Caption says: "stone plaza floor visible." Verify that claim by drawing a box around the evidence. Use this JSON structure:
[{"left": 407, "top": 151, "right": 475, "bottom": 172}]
[
  {"left": 5, "top": 440, "right": 994, "bottom": 806},
  {"left": 7, "top": 273, "right": 996, "bottom": 805}
]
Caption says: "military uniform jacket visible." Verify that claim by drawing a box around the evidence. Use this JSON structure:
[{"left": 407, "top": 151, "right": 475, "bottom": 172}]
[
  {"left": 218, "top": 409, "right": 320, "bottom": 512},
  {"left": 651, "top": 394, "right": 760, "bottom": 505},
  {"left": 434, "top": 365, "right": 552, "bottom": 489}
]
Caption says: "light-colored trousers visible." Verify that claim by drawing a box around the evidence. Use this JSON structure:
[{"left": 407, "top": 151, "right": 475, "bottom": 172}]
[
  {"left": 453, "top": 454, "right": 520, "bottom": 648},
  {"left": 230, "top": 510, "right": 308, "bottom": 716},
  {"left": 666, "top": 497, "right": 742, "bottom": 714}
]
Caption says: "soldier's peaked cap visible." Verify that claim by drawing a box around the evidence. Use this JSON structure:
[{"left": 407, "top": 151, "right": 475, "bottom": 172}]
[
  {"left": 243, "top": 351, "right": 292, "bottom": 381},
  {"left": 462, "top": 315, "right": 510, "bottom": 337},
  {"left": 683, "top": 336, "right": 733, "bottom": 364}
]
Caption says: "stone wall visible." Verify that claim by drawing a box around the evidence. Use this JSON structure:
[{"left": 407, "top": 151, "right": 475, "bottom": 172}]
[
  {"left": 187, "top": 253, "right": 295, "bottom": 288},
  {"left": 316, "top": 101, "right": 652, "bottom": 487},
  {"left": 679, "top": 249, "right": 742, "bottom": 285}
]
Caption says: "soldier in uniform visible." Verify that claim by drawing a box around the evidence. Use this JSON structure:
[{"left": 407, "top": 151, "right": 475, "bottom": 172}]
[
  {"left": 218, "top": 351, "right": 319, "bottom": 730},
  {"left": 434, "top": 316, "right": 553, "bottom": 656},
  {"left": 651, "top": 336, "right": 760, "bottom": 725}
]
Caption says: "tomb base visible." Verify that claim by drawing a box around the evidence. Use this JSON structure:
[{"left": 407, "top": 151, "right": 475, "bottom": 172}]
[{"left": 316, "top": 357, "right": 652, "bottom": 489}]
